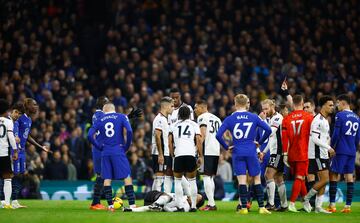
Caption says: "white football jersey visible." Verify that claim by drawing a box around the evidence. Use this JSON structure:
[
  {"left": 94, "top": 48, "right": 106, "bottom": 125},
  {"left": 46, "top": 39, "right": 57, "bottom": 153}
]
[
  {"left": 308, "top": 114, "right": 331, "bottom": 159},
  {"left": 0, "top": 117, "right": 17, "bottom": 157},
  {"left": 168, "top": 102, "right": 194, "bottom": 125},
  {"left": 265, "top": 112, "right": 283, "bottom": 155},
  {"left": 197, "top": 112, "right": 221, "bottom": 156},
  {"left": 151, "top": 113, "right": 170, "bottom": 156},
  {"left": 170, "top": 119, "right": 200, "bottom": 157}
]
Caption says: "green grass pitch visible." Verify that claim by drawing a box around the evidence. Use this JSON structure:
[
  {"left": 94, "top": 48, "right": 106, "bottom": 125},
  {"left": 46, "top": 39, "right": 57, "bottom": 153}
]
[{"left": 0, "top": 201, "right": 359, "bottom": 223}]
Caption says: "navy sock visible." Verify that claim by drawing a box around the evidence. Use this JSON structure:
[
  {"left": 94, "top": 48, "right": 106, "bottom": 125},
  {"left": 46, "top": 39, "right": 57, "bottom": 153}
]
[
  {"left": 274, "top": 187, "right": 280, "bottom": 208},
  {"left": 11, "top": 177, "right": 20, "bottom": 200},
  {"left": 346, "top": 182, "right": 354, "bottom": 206},
  {"left": 92, "top": 176, "right": 104, "bottom": 205},
  {"left": 329, "top": 181, "right": 337, "bottom": 203},
  {"left": 0, "top": 178, "right": 4, "bottom": 200},
  {"left": 248, "top": 184, "right": 254, "bottom": 203},
  {"left": 254, "top": 184, "right": 264, "bottom": 208},
  {"left": 125, "top": 185, "right": 135, "bottom": 206},
  {"left": 103, "top": 186, "right": 113, "bottom": 206},
  {"left": 238, "top": 185, "right": 248, "bottom": 209},
  {"left": 307, "top": 181, "right": 316, "bottom": 207}
]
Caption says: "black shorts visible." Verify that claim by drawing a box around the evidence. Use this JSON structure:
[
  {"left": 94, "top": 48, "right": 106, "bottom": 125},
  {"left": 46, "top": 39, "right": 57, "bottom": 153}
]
[
  {"left": 267, "top": 154, "right": 284, "bottom": 172},
  {"left": 173, "top": 156, "right": 197, "bottom": 173},
  {"left": 152, "top": 155, "right": 173, "bottom": 173},
  {"left": 144, "top": 190, "right": 166, "bottom": 206},
  {"left": 200, "top": 155, "right": 219, "bottom": 175},
  {"left": 308, "top": 158, "right": 329, "bottom": 174},
  {"left": 0, "top": 156, "right": 13, "bottom": 175}
]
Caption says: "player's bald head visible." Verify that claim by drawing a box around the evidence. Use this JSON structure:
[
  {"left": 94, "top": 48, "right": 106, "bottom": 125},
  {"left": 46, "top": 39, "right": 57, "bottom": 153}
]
[{"left": 103, "top": 103, "right": 115, "bottom": 112}]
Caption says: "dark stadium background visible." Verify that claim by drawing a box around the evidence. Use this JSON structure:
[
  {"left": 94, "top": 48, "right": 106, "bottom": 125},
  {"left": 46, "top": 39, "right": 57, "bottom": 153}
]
[{"left": 0, "top": 0, "right": 359, "bottom": 199}]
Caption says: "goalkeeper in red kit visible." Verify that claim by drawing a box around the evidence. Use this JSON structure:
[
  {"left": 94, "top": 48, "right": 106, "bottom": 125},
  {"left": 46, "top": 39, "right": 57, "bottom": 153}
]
[{"left": 282, "top": 95, "right": 314, "bottom": 212}]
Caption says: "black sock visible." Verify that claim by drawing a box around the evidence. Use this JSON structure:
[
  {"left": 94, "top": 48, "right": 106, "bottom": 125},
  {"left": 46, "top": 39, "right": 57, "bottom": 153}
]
[
  {"left": 125, "top": 185, "right": 135, "bottom": 206},
  {"left": 238, "top": 184, "right": 248, "bottom": 209},
  {"left": 254, "top": 184, "right": 264, "bottom": 208},
  {"left": 92, "top": 176, "right": 104, "bottom": 205},
  {"left": 329, "top": 181, "right": 337, "bottom": 203},
  {"left": 346, "top": 182, "right": 354, "bottom": 206},
  {"left": 0, "top": 178, "right": 4, "bottom": 200},
  {"left": 103, "top": 186, "right": 113, "bottom": 206},
  {"left": 11, "top": 176, "right": 20, "bottom": 200}
]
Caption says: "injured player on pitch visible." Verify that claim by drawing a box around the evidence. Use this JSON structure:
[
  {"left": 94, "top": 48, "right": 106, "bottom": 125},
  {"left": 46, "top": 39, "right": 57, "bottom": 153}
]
[{"left": 123, "top": 190, "right": 205, "bottom": 212}]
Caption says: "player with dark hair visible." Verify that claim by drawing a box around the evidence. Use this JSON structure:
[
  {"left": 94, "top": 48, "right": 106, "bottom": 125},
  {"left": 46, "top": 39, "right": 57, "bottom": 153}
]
[
  {"left": 11, "top": 98, "right": 50, "bottom": 208},
  {"left": 87, "top": 103, "right": 135, "bottom": 211},
  {"left": 151, "top": 97, "right": 174, "bottom": 191},
  {"left": 169, "top": 106, "right": 203, "bottom": 212},
  {"left": 302, "top": 96, "right": 335, "bottom": 213},
  {"left": 194, "top": 100, "right": 222, "bottom": 211},
  {"left": 327, "top": 94, "right": 360, "bottom": 213},
  {"left": 304, "top": 99, "right": 316, "bottom": 116},
  {"left": 216, "top": 94, "right": 272, "bottom": 214},
  {"left": 0, "top": 99, "right": 18, "bottom": 209},
  {"left": 282, "top": 95, "right": 314, "bottom": 212},
  {"left": 89, "top": 96, "right": 109, "bottom": 210}
]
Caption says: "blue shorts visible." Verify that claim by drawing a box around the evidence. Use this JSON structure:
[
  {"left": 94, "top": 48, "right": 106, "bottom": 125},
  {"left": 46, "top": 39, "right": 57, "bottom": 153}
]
[
  {"left": 260, "top": 152, "right": 270, "bottom": 177},
  {"left": 13, "top": 151, "right": 26, "bottom": 174},
  {"left": 92, "top": 149, "right": 102, "bottom": 174},
  {"left": 101, "top": 155, "right": 131, "bottom": 180},
  {"left": 330, "top": 154, "right": 355, "bottom": 174},
  {"left": 232, "top": 154, "right": 261, "bottom": 177}
]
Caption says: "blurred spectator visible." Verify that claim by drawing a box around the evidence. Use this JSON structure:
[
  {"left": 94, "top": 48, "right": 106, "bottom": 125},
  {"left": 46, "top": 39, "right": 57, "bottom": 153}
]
[
  {"left": 44, "top": 151, "right": 68, "bottom": 180},
  {"left": 217, "top": 153, "right": 233, "bottom": 183}
]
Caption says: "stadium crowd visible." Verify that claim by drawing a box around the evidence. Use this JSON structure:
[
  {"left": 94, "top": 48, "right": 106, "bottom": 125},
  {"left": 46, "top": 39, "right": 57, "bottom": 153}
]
[{"left": 0, "top": 0, "right": 360, "bottom": 197}]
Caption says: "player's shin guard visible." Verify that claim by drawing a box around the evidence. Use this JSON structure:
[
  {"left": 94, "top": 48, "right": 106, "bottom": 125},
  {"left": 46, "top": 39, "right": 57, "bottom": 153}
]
[
  {"left": 254, "top": 184, "right": 265, "bottom": 208},
  {"left": 277, "top": 182, "right": 288, "bottom": 208},
  {"left": 315, "top": 194, "right": 323, "bottom": 208},
  {"left": 290, "top": 178, "right": 302, "bottom": 202},
  {"left": 346, "top": 182, "right": 354, "bottom": 206},
  {"left": 188, "top": 177, "right": 198, "bottom": 209},
  {"left": 238, "top": 185, "right": 248, "bottom": 209},
  {"left": 181, "top": 176, "right": 191, "bottom": 196},
  {"left": 4, "top": 179, "right": 12, "bottom": 205},
  {"left": 125, "top": 185, "right": 135, "bottom": 206},
  {"left": 266, "top": 179, "right": 275, "bottom": 206},
  {"left": 203, "top": 176, "right": 215, "bottom": 206},
  {"left": 174, "top": 177, "right": 183, "bottom": 208},
  {"left": 0, "top": 178, "right": 4, "bottom": 201},
  {"left": 92, "top": 176, "right": 104, "bottom": 205},
  {"left": 103, "top": 186, "right": 113, "bottom": 206},
  {"left": 329, "top": 181, "right": 337, "bottom": 205},
  {"left": 152, "top": 176, "right": 164, "bottom": 191},
  {"left": 11, "top": 176, "right": 21, "bottom": 201},
  {"left": 300, "top": 180, "right": 307, "bottom": 197},
  {"left": 307, "top": 181, "right": 316, "bottom": 207},
  {"left": 164, "top": 176, "right": 173, "bottom": 194}
]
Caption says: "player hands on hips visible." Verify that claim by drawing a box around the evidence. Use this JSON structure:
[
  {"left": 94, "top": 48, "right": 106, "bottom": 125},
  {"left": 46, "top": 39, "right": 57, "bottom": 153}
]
[
  {"left": 169, "top": 106, "right": 203, "bottom": 212},
  {"left": 87, "top": 102, "right": 136, "bottom": 211},
  {"left": 216, "top": 94, "right": 272, "bottom": 214}
]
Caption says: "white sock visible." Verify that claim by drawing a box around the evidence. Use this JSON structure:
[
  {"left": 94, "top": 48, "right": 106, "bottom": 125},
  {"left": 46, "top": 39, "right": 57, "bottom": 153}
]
[
  {"left": 4, "top": 179, "right": 12, "bottom": 205},
  {"left": 315, "top": 194, "right": 323, "bottom": 208},
  {"left": 131, "top": 206, "right": 150, "bottom": 212},
  {"left": 203, "top": 176, "right": 215, "bottom": 206},
  {"left": 152, "top": 176, "right": 164, "bottom": 191},
  {"left": 181, "top": 176, "right": 191, "bottom": 196},
  {"left": 174, "top": 177, "right": 183, "bottom": 208},
  {"left": 305, "top": 188, "right": 318, "bottom": 200},
  {"left": 155, "top": 195, "right": 171, "bottom": 205},
  {"left": 164, "top": 176, "right": 173, "bottom": 193},
  {"left": 188, "top": 177, "right": 198, "bottom": 209},
  {"left": 266, "top": 179, "right": 275, "bottom": 206},
  {"left": 277, "top": 182, "right": 288, "bottom": 208}
]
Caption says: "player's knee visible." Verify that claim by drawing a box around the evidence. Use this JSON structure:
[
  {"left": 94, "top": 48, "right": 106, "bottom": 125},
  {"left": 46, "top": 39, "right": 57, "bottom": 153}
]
[{"left": 295, "top": 175, "right": 305, "bottom": 180}]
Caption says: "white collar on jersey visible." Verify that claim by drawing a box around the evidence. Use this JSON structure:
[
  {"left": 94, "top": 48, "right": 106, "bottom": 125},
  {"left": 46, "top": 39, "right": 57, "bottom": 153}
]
[
  {"left": 344, "top": 109, "right": 352, "bottom": 112},
  {"left": 24, "top": 113, "right": 29, "bottom": 118},
  {"left": 95, "top": 109, "right": 102, "bottom": 112},
  {"left": 234, "top": 109, "right": 247, "bottom": 112},
  {"left": 104, "top": 111, "right": 116, "bottom": 114}
]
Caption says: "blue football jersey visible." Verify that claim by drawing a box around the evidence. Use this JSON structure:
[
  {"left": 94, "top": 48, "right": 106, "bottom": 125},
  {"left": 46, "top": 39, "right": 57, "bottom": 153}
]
[
  {"left": 91, "top": 110, "right": 104, "bottom": 150},
  {"left": 88, "top": 112, "right": 133, "bottom": 156},
  {"left": 331, "top": 110, "right": 360, "bottom": 156},
  {"left": 216, "top": 110, "right": 271, "bottom": 156},
  {"left": 15, "top": 114, "right": 32, "bottom": 149}
]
